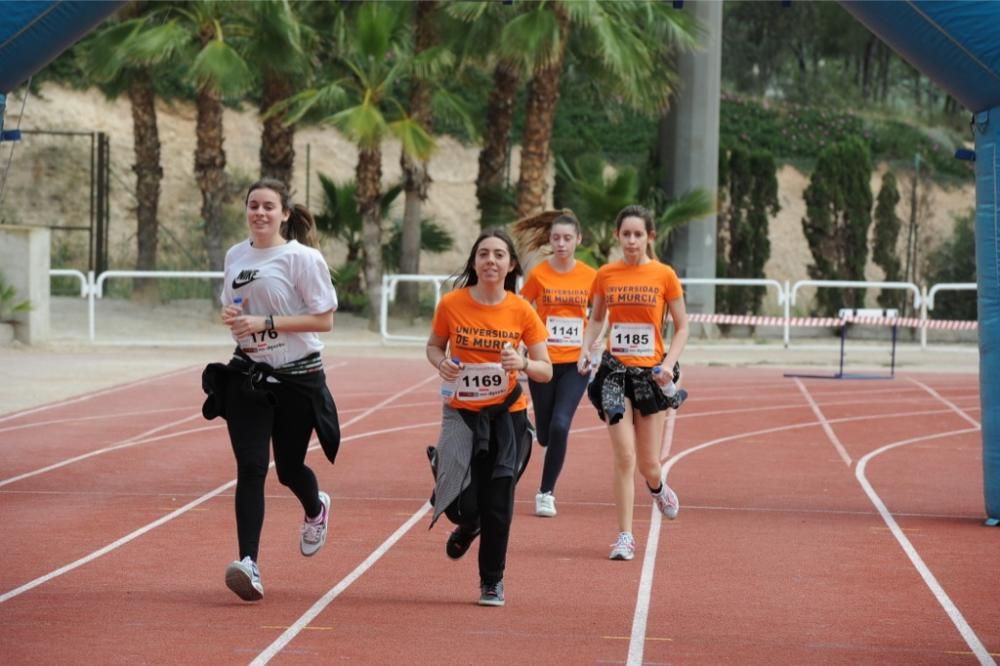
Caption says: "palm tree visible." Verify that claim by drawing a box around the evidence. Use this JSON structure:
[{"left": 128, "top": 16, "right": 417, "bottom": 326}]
[
  {"left": 447, "top": 2, "right": 527, "bottom": 228},
  {"left": 556, "top": 153, "right": 713, "bottom": 266},
  {"left": 314, "top": 174, "right": 452, "bottom": 313},
  {"left": 397, "top": 0, "right": 437, "bottom": 314},
  {"left": 279, "top": 2, "right": 435, "bottom": 328},
  {"left": 242, "top": 0, "right": 310, "bottom": 185},
  {"left": 148, "top": 1, "right": 251, "bottom": 289},
  {"left": 502, "top": 1, "right": 699, "bottom": 218},
  {"left": 76, "top": 3, "right": 184, "bottom": 302}
]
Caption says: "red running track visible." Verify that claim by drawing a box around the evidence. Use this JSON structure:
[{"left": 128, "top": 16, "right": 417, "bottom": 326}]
[{"left": 0, "top": 358, "right": 996, "bottom": 665}]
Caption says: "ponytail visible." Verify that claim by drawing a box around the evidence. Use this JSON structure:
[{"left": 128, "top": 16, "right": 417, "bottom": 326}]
[
  {"left": 511, "top": 209, "right": 580, "bottom": 253},
  {"left": 284, "top": 204, "right": 319, "bottom": 248}
]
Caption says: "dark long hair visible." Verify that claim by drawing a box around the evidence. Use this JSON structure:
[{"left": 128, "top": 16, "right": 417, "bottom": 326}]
[
  {"left": 245, "top": 178, "right": 319, "bottom": 248},
  {"left": 511, "top": 208, "right": 581, "bottom": 253},
  {"left": 614, "top": 204, "right": 656, "bottom": 258},
  {"left": 454, "top": 228, "right": 522, "bottom": 292}
]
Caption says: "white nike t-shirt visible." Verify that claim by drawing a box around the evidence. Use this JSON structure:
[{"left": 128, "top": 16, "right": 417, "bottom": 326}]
[{"left": 221, "top": 239, "right": 338, "bottom": 366}]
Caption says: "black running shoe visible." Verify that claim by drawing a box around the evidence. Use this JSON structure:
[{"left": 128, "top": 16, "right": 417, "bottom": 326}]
[{"left": 446, "top": 523, "right": 480, "bottom": 560}]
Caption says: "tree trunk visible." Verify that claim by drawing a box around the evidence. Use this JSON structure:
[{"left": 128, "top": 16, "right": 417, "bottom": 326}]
[
  {"left": 515, "top": 6, "right": 569, "bottom": 219},
  {"left": 398, "top": 0, "right": 436, "bottom": 316},
  {"left": 128, "top": 73, "right": 163, "bottom": 304},
  {"left": 357, "top": 146, "right": 384, "bottom": 331},
  {"left": 475, "top": 61, "right": 520, "bottom": 229},
  {"left": 195, "top": 85, "right": 228, "bottom": 300},
  {"left": 861, "top": 35, "right": 875, "bottom": 101},
  {"left": 260, "top": 70, "right": 295, "bottom": 186}
]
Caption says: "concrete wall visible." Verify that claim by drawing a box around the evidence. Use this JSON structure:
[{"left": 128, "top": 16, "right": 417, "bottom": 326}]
[{"left": 0, "top": 225, "right": 49, "bottom": 344}]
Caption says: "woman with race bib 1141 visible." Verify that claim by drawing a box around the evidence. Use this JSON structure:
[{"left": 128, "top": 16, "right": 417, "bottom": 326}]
[
  {"left": 577, "top": 204, "right": 689, "bottom": 562},
  {"left": 425, "top": 229, "right": 552, "bottom": 607}
]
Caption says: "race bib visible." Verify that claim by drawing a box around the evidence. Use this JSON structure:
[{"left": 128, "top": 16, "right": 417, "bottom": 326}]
[
  {"left": 546, "top": 316, "right": 583, "bottom": 347},
  {"left": 238, "top": 329, "right": 283, "bottom": 353},
  {"left": 610, "top": 322, "right": 655, "bottom": 357},
  {"left": 456, "top": 363, "right": 509, "bottom": 402}
]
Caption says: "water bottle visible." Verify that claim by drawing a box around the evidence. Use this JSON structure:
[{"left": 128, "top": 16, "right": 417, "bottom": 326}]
[
  {"left": 232, "top": 295, "right": 243, "bottom": 311},
  {"left": 586, "top": 354, "right": 600, "bottom": 385},
  {"left": 440, "top": 357, "right": 460, "bottom": 401},
  {"left": 652, "top": 366, "right": 677, "bottom": 397}
]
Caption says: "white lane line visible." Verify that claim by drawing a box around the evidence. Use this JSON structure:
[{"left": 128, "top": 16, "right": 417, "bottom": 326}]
[
  {"left": 0, "top": 415, "right": 210, "bottom": 488},
  {"left": 0, "top": 373, "right": 438, "bottom": 604},
  {"left": 856, "top": 429, "right": 993, "bottom": 666},
  {"left": 250, "top": 502, "right": 431, "bottom": 665},
  {"left": 794, "top": 378, "right": 852, "bottom": 465},
  {"left": 907, "top": 377, "right": 982, "bottom": 428},
  {"left": 0, "top": 361, "right": 365, "bottom": 486},
  {"left": 0, "top": 366, "right": 196, "bottom": 424},
  {"left": 625, "top": 410, "right": 678, "bottom": 666},
  {"left": 0, "top": 406, "right": 191, "bottom": 435},
  {"left": 0, "top": 418, "right": 439, "bottom": 604}
]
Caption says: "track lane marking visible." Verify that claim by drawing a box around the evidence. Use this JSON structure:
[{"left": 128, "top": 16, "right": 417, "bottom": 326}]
[
  {"left": 794, "top": 378, "right": 852, "bottom": 465},
  {"left": 856, "top": 429, "right": 992, "bottom": 665},
  {"left": 0, "top": 372, "right": 437, "bottom": 604}
]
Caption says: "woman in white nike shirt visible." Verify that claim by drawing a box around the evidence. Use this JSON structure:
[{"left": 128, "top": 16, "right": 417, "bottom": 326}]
[{"left": 202, "top": 178, "right": 339, "bottom": 602}]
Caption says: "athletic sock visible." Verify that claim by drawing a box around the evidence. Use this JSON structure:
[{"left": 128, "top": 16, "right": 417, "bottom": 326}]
[{"left": 647, "top": 483, "right": 663, "bottom": 495}]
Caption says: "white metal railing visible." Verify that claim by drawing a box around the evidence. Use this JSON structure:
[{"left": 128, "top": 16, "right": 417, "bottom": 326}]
[
  {"left": 379, "top": 273, "right": 454, "bottom": 343},
  {"left": 47, "top": 270, "right": 978, "bottom": 348},
  {"left": 922, "top": 282, "right": 977, "bottom": 348}
]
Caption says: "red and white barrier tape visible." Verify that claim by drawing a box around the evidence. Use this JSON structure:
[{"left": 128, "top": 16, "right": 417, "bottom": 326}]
[{"left": 686, "top": 313, "right": 978, "bottom": 330}]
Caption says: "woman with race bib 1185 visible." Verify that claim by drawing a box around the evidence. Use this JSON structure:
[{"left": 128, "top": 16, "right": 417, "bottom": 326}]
[{"left": 577, "top": 205, "right": 689, "bottom": 562}]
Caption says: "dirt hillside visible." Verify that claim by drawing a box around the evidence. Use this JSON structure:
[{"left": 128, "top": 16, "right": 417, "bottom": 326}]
[{"left": 2, "top": 84, "right": 975, "bottom": 309}]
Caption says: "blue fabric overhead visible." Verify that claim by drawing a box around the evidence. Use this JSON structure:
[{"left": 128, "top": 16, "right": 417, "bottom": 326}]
[
  {"left": 841, "top": 1, "right": 1000, "bottom": 113},
  {"left": 0, "top": 1, "right": 125, "bottom": 93}
]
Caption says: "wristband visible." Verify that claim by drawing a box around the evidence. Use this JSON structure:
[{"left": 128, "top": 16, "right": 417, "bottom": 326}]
[
  {"left": 522, "top": 355, "right": 529, "bottom": 372},
  {"left": 265, "top": 314, "right": 274, "bottom": 331}
]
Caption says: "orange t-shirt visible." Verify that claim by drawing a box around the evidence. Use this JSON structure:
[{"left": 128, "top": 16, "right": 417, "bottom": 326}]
[
  {"left": 591, "top": 260, "right": 683, "bottom": 367},
  {"left": 520, "top": 259, "right": 597, "bottom": 364},
  {"left": 431, "top": 288, "right": 548, "bottom": 411}
]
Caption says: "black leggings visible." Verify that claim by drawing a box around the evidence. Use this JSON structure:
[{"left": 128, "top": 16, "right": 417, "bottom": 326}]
[
  {"left": 223, "top": 374, "right": 323, "bottom": 561},
  {"left": 446, "top": 410, "right": 528, "bottom": 585},
  {"left": 528, "top": 362, "right": 589, "bottom": 494}
]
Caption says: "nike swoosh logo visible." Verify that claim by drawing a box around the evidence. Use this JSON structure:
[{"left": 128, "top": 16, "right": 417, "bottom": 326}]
[{"left": 232, "top": 277, "right": 257, "bottom": 289}]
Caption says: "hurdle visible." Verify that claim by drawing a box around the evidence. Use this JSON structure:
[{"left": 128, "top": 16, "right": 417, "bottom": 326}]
[{"left": 784, "top": 308, "right": 899, "bottom": 380}]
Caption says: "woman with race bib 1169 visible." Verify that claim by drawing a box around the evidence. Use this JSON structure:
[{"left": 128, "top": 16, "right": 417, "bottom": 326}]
[
  {"left": 425, "top": 229, "right": 552, "bottom": 607},
  {"left": 577, "top": 205, "right": 689, "bottom": 562}
]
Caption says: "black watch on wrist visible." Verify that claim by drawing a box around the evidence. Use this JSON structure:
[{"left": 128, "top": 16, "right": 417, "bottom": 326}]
[{"left": 265, "top": 314, "right": 274, "bottom": 331}]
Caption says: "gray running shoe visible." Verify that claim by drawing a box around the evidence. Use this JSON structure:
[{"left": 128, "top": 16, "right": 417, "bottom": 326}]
[
  {"left": 225, "top": 556, "right": 263, "bottom": 601},
  {"left": 651, "top": 482, "right": 680, "bottom": 520},
  {"left": 478, "top": 580, "right": 505, "bottom": 606},
  {"left": 300, "top": 491, "right": 331, "bottom": 556}
]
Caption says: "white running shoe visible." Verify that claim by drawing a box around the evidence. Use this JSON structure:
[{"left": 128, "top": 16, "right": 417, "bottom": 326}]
[
  {"left": 651, "top": 482, "right": 680, "bottom": 520},
  {"left": 609, "top": 532, "right": 636, "bottom": 561},
  {"left": 225, "top": 556, "right": 263, "bottom": 601},
  {"left": 300, "top": 491, "right": 331, "bottom": 556},
  {"left": 534, "top": 491, "right": 557, "bottom": 517}
]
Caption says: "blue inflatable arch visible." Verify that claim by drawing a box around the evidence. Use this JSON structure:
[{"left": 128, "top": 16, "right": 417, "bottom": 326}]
[
  {"left": 0, "top": 1, "right": 124, "bottom": 137},
  {"left": 841, "top": 1, "right": 1000, "bottom": 523}
]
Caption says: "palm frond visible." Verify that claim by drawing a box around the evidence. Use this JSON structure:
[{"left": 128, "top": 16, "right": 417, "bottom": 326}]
[
  {"left": 189, "top": 39, "right": 252, "bottom": 97},
  {"left": 497, "top": 7, "right": 562, "bottom": 74},
  {"left": 271, "top": 83, "right": 348, "bottom": 125},
  {"left": 389, "top": 117, "right": 436, "bottom": 162},
  {"left": 331, "top": 102, "right": 388, "bottom": 150}
]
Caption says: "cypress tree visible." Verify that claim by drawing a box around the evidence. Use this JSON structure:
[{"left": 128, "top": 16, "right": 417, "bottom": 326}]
[
  {"left": 802, "top": 136, "right": 873, "bottom": 315},
  {"left": 872, "top": 171, "right": 902, "bottom": 309}
]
